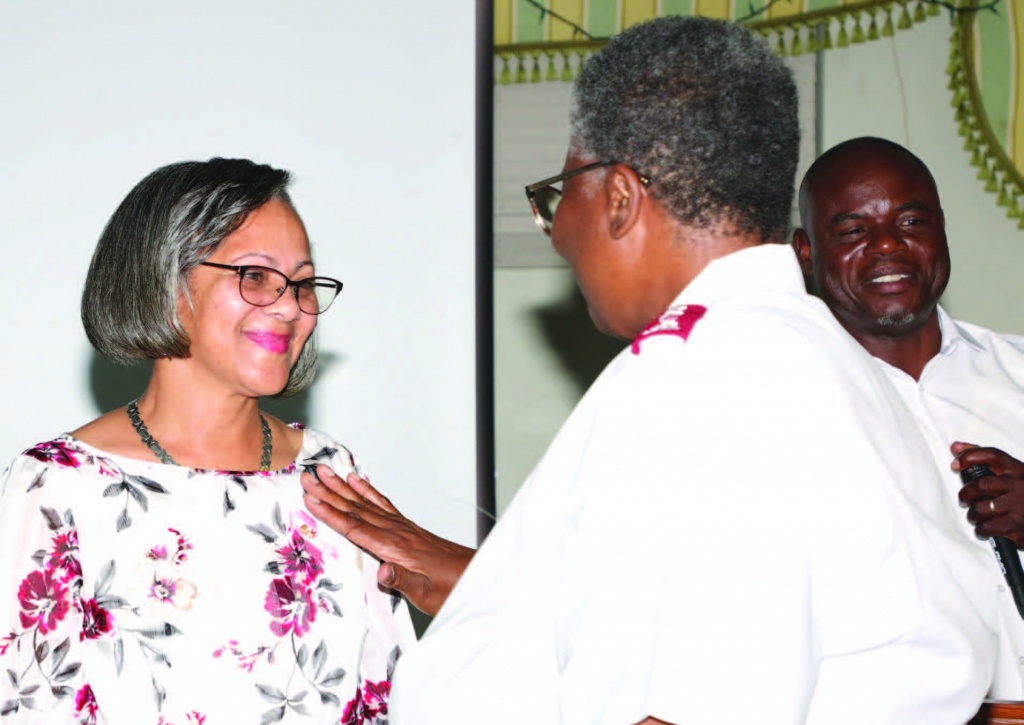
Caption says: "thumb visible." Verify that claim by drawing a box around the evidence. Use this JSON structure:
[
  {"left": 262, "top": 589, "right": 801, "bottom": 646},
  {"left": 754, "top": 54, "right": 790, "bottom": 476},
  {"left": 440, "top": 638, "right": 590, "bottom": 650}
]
[{"left": 378, "top": 562, "right": 438, "bottom": 616}]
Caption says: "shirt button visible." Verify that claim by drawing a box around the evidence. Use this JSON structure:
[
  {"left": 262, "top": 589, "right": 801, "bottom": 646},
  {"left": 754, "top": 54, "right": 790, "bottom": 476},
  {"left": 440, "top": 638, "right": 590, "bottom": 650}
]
[
  {"left": 1019, "top": 656, "right": 1024, "bottom": 665},
  {"left": 1000, "top": 585, "right": 1007, "bottom": 592}
]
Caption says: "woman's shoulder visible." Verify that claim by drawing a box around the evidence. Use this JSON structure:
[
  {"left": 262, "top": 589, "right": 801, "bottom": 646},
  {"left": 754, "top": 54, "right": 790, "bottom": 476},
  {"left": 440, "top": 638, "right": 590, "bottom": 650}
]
[
  {"left": 70, "top": 406, "right": 154, "bottom": 461},
  {"left": 260, "top": 418, "right": 347, "bottom": 466},
  {"left": 292, "top": 425, "right": 359, "bottom": 469},
  {"left": 11, "top": 434, "right": 86, "bottom": 468},
  {"left": 2, "top": 433, "right": 122, "bottom": 494},
  {"left": 5, "top": 407, "right": 126, "bottom": 469}
]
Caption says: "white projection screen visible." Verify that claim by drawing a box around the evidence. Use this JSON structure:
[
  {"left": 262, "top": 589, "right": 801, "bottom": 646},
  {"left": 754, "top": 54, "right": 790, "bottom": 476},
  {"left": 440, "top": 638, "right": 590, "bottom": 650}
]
[{"left": 0, "top": 2, "right": 484, "bottom": 550}]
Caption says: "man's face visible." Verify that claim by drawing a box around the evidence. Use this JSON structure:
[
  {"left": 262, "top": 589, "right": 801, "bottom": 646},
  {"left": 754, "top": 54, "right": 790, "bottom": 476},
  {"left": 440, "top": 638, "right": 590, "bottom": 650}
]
[{"left": 794, "top": 147, "right": 950, "bottom": 341}]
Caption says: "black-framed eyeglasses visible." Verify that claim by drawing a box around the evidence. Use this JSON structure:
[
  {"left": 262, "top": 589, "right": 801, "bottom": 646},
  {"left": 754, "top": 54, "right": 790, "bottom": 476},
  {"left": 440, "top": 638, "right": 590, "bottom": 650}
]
[
  {"left": 199, "top": 262, "right": 343, "bottom": 315},
  {"left": 524, "top": 161, "right": 651, "bottom": 235}
]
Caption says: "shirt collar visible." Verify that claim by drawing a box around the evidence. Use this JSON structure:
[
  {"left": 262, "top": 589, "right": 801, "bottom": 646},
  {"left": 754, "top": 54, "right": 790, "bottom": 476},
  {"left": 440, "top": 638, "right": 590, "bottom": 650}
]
[
  {"left": 670, "top": 243, "right": 806, "bottom": 309},
  {"left": 936, "top": 305, "right": 984, "bottom": 355}
]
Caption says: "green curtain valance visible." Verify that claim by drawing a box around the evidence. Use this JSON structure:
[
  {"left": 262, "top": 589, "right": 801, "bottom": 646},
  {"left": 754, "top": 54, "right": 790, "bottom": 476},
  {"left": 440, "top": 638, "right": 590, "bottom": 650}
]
[
  {"left": 494, "top": 1, "right": 1021, "bottom": 230},
  {"left": 494, "top": 0, "right": 941, "bottom": 84},
  {"left": 948, "top": 0, "right": 1024, "bottom": 228}
]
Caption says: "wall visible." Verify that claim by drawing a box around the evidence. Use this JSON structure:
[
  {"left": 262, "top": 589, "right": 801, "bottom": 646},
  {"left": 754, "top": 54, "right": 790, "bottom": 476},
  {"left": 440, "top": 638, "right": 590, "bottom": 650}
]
[
  {"left": 493, "top": 13, "right": 1024, "bottom": 513},
  {"left": 0, "top": 1, "right": 479, "bottom": 547}
]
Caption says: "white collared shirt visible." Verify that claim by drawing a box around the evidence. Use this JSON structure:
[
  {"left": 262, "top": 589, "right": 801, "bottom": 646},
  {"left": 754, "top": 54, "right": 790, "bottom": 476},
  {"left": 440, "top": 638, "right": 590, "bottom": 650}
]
[
  {"left": 875, "top": 305, "right": 1024, "bottom": 698},
  {"left": 391, "top": 245, "right": 997, "bottom": 725}
]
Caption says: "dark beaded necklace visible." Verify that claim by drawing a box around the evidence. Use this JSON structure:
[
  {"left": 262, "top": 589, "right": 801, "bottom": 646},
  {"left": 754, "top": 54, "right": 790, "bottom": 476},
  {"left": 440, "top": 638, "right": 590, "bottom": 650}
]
[{"left": 126, "top": 399, "right": 272, "bottom": 471}]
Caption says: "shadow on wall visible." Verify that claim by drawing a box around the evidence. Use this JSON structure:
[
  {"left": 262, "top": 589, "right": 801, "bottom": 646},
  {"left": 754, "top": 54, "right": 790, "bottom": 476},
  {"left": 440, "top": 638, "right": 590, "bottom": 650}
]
[
  {"left": 89, "top": 354, "right": 152, "bottom": 414},
  {"left": 262, "top": 391, "right": 313, "bottom": 426},
  {"left": 532, "top": 282, "right": 624, "bottom": 397},
  {"left": 88, "top": 351, "right": 315, "bottom": 424},
  {"left": 261, "top": 349, "right": 345, "bottom": 426}
]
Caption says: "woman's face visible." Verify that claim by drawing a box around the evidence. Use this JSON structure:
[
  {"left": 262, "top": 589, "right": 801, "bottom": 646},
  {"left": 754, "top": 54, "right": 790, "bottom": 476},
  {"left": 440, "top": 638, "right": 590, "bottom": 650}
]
[{"left": 178, "top": 198, "right": 318, "bottom": 398}]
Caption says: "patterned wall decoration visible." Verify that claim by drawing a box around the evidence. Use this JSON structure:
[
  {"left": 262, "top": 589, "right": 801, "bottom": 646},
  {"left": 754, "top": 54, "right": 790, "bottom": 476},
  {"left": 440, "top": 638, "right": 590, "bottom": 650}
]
[
  {"left": 948, "top": 0, "right": 1024, "bottom": 228},
  {"left": 494, "top": 0, "right": 942, "bottom": 84},
  {"left": 495, "top": 0, "right": 1019, "bottom": 227}
]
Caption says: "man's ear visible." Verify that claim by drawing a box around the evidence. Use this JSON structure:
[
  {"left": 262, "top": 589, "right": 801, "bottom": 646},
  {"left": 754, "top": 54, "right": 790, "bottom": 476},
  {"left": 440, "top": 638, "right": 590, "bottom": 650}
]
[
  {"left": 604, "top": 164, "right": 646, "bottom": 240},
  {"left": 791, "top": 228, "right": 814, "bottom": 278}
]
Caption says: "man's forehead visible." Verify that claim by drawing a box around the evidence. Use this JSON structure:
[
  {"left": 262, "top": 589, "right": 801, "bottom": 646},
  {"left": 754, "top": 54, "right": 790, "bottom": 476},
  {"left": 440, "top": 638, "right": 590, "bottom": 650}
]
[{"left": 808, "top": 149, "right": 939, "bottom": 216}]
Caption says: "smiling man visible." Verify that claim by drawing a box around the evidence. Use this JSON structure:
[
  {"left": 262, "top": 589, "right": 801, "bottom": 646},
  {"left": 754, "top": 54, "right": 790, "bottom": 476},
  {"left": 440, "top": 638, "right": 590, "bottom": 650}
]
[
  {"left": 379, "top": 18, "right": 998, "bottom": 725},
  {"left": 794, "top": 135, "right": 1024, "bottom": 697},
  {"left": 792, "top": 137, "right": 949, "bottom": 380}
]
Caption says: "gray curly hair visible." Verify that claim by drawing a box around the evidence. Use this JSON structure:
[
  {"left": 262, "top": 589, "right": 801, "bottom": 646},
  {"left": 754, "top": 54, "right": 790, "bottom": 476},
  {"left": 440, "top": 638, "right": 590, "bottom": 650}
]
[{"left": 570, "top": 15, "right": 799, "bottom": 242}]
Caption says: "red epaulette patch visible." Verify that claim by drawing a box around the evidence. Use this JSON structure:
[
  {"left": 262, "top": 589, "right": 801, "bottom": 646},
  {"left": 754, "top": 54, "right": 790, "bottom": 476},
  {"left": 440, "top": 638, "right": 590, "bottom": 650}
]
[{"left": 630, "top": 304, "right": 707, "bottom": 355}]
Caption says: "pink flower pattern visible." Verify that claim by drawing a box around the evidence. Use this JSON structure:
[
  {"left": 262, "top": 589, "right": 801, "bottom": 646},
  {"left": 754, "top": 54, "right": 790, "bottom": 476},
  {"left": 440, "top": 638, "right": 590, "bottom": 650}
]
[
  {"left": 74, "top": 684, "right": 98, "bottom": 724},
  {"left": 0, "top": 632, "right": 14, "bottom": 657},
  {"left": 363, "top": 680, "right": 390, "bottom": 718},
  {"left": 1, "top": 435, "right": 400, "bottom": 721},
  {"left": 146, "top": 527, "right": 192, "bottom": 565},
  {"left": 230, "top": 503, "right": 365, "bottom": 719},
  {"left": 265, "top": 576, "right": 317, "bottom": 637},
  {"left": 158, "top": 711, "right": 207, "bottom": 724},
  {"left": 79, "top": 598, "right": 114, "bottom": 641},
  {"left": 212, "top": 638, "right": 276, "bottom": 672},
  {"left": 278, "top": 530, "right": 325, "bottom": 585},
  {"left": 342, "top": 680, "right": 391, "bottom": 724},
  {"left": 341, "top": 691, "right": 366, "bottom": 725},
  {"left": 50, "top": 530, "right": 82, "bottom": 582},
  {"left": 18, "top": 569, "right": 70, "bottom": 634},
  {"left": 150, "top": 577, "right": 179, "bottom": 603},
  {"left": 25, "top": 439, "right": 83, "bottom": 469}
]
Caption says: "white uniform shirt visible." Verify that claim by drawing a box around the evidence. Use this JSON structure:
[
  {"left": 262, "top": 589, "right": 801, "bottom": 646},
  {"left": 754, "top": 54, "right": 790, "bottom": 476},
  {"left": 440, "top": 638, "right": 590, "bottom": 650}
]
[
  {"left": 875, "top": 306, "right": 1024, "bottom": 698},
  {"left": 392, "top": 245, "right": 998, "bottom": 725}
]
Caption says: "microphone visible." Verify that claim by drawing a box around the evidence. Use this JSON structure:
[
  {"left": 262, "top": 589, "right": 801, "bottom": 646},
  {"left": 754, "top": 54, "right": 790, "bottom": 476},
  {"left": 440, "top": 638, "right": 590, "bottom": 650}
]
[{"left": 961, "top": 464, "right": 1024, "bottom": 621}]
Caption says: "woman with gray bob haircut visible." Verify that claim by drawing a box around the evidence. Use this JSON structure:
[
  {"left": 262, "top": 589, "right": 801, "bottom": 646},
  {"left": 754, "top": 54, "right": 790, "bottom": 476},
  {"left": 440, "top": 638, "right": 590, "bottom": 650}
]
[
  {"left": 82, "top": 158, "right": 316, "bottom": 395},
  {"left": 0, "top": 158, "right": 414, "bottom": 723}
]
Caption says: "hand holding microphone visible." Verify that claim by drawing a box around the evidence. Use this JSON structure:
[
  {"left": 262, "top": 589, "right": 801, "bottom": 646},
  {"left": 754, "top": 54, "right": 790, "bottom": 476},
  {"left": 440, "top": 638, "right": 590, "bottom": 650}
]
[{"left": 960, "top": 463, "right": 1024, "bottom": 621}]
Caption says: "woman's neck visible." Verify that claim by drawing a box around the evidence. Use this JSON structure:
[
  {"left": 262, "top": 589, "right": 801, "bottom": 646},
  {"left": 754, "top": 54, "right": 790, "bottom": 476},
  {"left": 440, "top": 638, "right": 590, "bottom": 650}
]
[{"left": 131, "top": 360, "right": 267, "bottom": 469}]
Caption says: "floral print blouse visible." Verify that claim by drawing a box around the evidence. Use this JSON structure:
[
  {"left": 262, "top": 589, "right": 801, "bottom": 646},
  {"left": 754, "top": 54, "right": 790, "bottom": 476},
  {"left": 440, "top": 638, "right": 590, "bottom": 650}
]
[{"left": 0, "top": 427, "right": 415, "bottom": 724}]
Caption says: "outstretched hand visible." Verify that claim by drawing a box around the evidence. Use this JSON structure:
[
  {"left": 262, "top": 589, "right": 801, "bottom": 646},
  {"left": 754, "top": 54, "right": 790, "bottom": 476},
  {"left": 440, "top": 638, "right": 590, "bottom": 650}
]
[
  {"left": 954, "top": 442, "right": 1024, "bottom": 548},
  {"left": 301, "top": 464, "right": 475, "bottom": 616}
]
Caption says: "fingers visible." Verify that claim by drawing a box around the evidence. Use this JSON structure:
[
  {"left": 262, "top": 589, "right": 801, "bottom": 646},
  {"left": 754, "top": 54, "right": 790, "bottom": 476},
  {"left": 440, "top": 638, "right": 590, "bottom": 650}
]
[
  {"left": 305, "top": 465, "right": 364, "bottom": 505},
  {"left": 964, "top": 494, "right": 1024, "bottom": 542},
  {"left": 950, "top": 441, "right": 978, "bottom": 458},
  {"left": 301, "top": 465, "right": 395, "bottom": 538},
  {"left": 377, "top": 562, "right": 443, "bottom": 617},
  {"left": 952, "top": 444, "right": 1024, "bottom": 477},
  {"left": 967, "top": 495, "right": 1000, "bottom": 523},
  {"left": 304, "top": 466, "right": 396, "bottom": 517},
  {"left": 303, "top": 488, "right": 363, "bottom": 536},
  {"left": 954, "top": 447, "right": 1024, "bottom": 543},
  {"left": 975, "top": 513, "right": 1024, "bottom": 545},
  {"left": 961, "top": 491, "right": 1006, "bottom": 542},
  {"left": 304, "top": 493, "right": 407, "bottom": 562},
  {"left": 346, "top": 472, "right": 399, "bottom": 514},
  {"left": 972, "top": 510, "right": 1009, "bottom": 540},
  {"left": 960, "top": 476, "right": 1011, "bottom": 505},
  {"left": 301, "top": 466, "right": 417, "bottom": 564},
  {"left": 301, "top": 466, "right": 392, "bottom": 520},
  {"left": 301, "top": 471, "right": 359, "bottom": 522}
]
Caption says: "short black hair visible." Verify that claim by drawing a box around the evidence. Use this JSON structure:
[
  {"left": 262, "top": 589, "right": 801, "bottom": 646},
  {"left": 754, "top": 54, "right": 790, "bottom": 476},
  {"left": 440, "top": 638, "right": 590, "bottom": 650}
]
[
  {"left": 570, "top": 15, "right": 800, "bottom": 241},
  {"left": 798, "top": 136, "right": 936, "bottom": 226}
]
